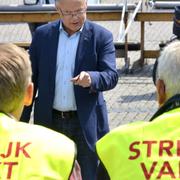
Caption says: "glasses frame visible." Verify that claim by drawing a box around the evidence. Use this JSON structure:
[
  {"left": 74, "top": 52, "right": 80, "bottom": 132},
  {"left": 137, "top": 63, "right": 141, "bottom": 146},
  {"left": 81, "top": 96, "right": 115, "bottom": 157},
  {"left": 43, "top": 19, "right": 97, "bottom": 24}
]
[{"left": 58, "top": 8, "right": 87, "bottom": 18}]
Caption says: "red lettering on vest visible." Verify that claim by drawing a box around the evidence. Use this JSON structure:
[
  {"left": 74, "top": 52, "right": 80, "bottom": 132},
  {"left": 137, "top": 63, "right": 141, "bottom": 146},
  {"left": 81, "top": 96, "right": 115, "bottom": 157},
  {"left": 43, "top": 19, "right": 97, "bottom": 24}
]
[
  {"left": 140, "top": 161, "right": 157, "bottom": 179},
  {"left": 156, "top": 161, "right": 175, "bottom": 179},
  {"left": 0, "top": 142, "right": 13, "bottom": 158},
  {"left": 159, "top": 140, "right": 173, "bottom": 157},
  {"left": 143, "top": 141, "right": 157, "bottom": 157},
  {"left": 15, "top": 142, "right": 31, "bottom": 158},
  {"left": 129, "top": 141, "right": 140, "bottom": 160},
  {"left": 4, "top": 162, "right": 18, "bottom": 179}
]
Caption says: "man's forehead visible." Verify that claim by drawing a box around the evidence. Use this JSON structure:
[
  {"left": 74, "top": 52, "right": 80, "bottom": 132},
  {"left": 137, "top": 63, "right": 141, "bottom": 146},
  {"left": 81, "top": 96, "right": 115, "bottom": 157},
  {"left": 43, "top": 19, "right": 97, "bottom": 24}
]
[
  {"left": 58, "top": 0, "right": 86, "bottom": 3},
  {"left": 57, "top": 0, "right": 87, "bottom": 9}
]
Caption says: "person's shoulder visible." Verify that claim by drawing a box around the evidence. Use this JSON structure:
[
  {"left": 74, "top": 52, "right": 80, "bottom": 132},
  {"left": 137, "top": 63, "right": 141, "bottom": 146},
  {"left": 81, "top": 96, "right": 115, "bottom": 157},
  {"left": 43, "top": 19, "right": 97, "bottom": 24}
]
[
  {"left": 85, "top": 20, "right": 112, "bottom": 35},
  {"left": 113, "top": 121, "right": 147, "bottom": 134},
  {"left": 17, "top": 121, "right": 67, "bottom": 138},
  {"left": 15, "top": 121, "right": 75, "bottom": 150},
  {"left": 35, "top": 20, "right": 60, "bottom": 33},
  {"left": 99, "top": 121, "right": 146, "bottom": 143}
]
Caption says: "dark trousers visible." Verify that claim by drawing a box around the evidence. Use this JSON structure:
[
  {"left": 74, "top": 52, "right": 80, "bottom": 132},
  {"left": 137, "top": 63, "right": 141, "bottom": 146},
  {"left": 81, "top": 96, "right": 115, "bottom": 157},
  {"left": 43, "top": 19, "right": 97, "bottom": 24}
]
[{"left": 52, "top": 110, "right": 98, "bottom": 180}]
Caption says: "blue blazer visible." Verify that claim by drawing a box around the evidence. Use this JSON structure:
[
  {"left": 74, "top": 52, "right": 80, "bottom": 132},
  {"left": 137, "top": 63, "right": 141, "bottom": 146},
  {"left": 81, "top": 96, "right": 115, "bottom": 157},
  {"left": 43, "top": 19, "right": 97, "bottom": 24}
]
[{"left": 21, "top": 20, "right": 118, "bottom": 150}]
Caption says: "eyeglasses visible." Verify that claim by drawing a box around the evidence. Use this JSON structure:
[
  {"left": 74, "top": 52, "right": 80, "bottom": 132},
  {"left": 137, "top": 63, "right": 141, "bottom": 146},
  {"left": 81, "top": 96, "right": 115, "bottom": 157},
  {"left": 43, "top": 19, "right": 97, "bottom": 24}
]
[
  {"left": 58, "top": 8, "right": 86, "bottom": 18},
  {"left": 152, "top": 59, "right": 158, "bottom": 86}
]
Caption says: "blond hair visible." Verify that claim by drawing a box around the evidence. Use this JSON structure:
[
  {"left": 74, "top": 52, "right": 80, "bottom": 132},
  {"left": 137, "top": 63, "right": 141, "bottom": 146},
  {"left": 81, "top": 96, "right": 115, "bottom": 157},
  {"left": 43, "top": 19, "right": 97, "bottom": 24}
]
[{"left": 0, "top": 43, "right": 32, "bottom": 113}]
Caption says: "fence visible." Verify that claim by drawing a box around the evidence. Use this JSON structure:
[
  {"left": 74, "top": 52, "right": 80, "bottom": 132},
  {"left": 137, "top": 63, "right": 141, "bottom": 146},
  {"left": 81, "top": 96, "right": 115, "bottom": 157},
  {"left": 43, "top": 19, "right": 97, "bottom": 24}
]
[{"left": 0, "top": 3, "right": 176, "bottom": 69}]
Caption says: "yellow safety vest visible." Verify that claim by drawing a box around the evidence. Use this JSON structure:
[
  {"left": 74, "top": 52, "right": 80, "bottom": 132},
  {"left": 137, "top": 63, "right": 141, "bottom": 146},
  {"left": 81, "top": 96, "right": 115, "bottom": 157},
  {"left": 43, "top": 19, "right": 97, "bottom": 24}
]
[
  {"left": 96, "top": 107, "right": 180, "bottom": 180},
  {"left": 0, "top": 113, "right": 76, "bottom": 180}
]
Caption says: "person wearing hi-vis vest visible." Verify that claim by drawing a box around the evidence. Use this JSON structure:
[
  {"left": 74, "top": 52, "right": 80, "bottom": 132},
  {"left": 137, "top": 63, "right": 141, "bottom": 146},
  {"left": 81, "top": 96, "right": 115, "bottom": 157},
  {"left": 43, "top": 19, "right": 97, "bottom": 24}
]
[
  {"left": 96, "top": 41, "right": 180, "bottom": 180},
  {"left": 0, "top": 43, "right": 82, "bottom": 180}
]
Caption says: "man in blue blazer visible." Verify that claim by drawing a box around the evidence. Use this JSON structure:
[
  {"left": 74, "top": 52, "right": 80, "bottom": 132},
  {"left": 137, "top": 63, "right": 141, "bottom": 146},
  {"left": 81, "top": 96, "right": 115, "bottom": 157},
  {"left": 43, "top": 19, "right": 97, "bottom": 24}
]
[{"left": 21, "top": 0, "right": 118, "bottom": 179}]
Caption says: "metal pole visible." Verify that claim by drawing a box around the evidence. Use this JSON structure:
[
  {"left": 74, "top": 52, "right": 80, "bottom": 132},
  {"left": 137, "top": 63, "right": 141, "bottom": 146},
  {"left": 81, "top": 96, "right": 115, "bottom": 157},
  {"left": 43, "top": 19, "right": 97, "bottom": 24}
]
[
  {"left": 121, "top": 0, "right": 142, "bottom": 40},
  {"left": 118, "top": 0, "right": 127, "bottom": 42}
]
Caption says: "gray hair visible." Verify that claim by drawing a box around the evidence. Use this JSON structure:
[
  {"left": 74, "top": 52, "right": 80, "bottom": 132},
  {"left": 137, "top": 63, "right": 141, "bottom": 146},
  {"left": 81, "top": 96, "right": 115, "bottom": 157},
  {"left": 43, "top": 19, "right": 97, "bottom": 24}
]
[{"left": 157, "top": 41, "right": 180, "bottom": 99}]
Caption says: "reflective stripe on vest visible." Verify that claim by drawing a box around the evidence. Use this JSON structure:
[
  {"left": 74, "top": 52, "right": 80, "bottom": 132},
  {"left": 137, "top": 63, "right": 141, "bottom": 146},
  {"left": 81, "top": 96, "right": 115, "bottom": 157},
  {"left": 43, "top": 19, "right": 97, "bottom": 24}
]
[
  {"left": 96, "top": 108, "right": 180, "bottom": 180},
  {"left": 0, "top": 113, "right": 75, "bottom": 180}
]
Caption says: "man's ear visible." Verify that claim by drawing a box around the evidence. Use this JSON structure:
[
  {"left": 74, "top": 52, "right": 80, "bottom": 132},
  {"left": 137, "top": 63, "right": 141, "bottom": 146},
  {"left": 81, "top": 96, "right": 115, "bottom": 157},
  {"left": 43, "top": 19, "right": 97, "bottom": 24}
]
[
  {"left": 156, "top": 79, "right": 166, "bottom": 107},
  {"left": 24, "top": 83, "right": 34, "bottom": 106}
]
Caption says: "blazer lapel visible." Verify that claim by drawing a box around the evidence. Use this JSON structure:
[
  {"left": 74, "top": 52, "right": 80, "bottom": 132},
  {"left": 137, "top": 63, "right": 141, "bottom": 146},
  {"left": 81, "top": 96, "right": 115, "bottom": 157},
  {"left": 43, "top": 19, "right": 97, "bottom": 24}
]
[
  {"left": 74, "top": 21, "right": 92, "bottom": 76},
  {"left": 48, "top": 21, "right": 60, "bottom": 91}
]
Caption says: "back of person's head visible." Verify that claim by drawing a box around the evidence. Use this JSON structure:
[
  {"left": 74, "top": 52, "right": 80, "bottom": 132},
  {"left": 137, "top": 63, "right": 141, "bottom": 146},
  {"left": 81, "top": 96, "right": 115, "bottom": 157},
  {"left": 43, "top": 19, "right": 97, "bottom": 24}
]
[
  {"left": 0, "top": 43, "right": 32, "bottom": 114},
  {"left": 157, "top": 41, "right": 180, "bottom": 100}
]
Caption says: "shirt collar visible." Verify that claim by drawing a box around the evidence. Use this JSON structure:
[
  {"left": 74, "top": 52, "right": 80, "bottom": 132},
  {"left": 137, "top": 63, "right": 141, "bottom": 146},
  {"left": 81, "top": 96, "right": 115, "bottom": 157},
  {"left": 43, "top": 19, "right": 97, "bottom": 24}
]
[{"left": 59, "top": 21, "right": 84, "bottom": 34}]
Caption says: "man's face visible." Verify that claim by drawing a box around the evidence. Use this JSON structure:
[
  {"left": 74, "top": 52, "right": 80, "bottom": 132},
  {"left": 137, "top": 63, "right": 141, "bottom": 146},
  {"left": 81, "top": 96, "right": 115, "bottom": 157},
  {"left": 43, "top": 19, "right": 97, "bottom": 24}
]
[{"left": 56, "top": 0, "right": 87, "bottom": 35}]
